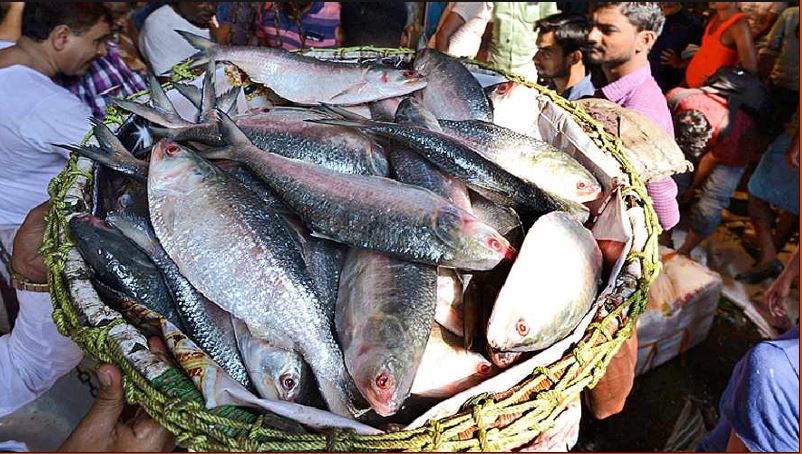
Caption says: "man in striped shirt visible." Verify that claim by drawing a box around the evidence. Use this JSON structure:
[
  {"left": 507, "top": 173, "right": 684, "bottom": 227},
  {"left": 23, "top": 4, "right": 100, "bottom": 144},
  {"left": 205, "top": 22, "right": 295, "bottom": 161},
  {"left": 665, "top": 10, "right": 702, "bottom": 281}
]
[{"left": 255, "top": 2, "right": 342, "bottom": 50}]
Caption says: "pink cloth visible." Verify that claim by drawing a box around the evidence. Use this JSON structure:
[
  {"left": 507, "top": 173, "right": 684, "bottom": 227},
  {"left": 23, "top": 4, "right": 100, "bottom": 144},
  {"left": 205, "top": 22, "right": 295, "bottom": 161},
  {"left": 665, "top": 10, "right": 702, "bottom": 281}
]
[{"left": 598, "top": 64, "right": 680, "bottom": 230}]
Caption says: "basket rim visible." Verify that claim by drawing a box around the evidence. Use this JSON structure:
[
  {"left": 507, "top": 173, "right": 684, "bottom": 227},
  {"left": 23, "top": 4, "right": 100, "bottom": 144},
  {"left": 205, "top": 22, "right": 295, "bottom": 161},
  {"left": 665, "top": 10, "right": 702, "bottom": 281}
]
[{"left": 41, "top": 48, "right": 662, "bottom": 452}]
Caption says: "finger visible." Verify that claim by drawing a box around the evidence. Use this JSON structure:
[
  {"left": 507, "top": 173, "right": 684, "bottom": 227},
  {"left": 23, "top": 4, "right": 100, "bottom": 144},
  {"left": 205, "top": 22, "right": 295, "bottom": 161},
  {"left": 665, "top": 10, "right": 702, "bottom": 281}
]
[
  {"left": 133, "top": 417, "right": 177, "bottom": 452},
  {"left": 79, "top": 365, "right": 125, "bottom": 434}
]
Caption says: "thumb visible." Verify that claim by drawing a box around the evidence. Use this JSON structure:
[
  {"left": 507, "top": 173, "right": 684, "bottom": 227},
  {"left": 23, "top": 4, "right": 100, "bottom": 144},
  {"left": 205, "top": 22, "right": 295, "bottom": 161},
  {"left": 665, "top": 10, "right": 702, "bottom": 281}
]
[{"left": 85, "top": 364, "right": 125, "bottom": 431}]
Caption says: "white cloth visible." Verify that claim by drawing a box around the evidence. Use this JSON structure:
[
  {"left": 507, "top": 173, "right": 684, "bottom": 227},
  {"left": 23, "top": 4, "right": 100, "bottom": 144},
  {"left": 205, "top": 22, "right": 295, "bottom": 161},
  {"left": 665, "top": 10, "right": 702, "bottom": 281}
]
[
  {"left": 0, "top": 290, "right": 83, "bottom": 418},
  {"left": 0, "top": 65, "right": 90, "bottom": 226},
  {"left": 0, "top": 41, "right": 13, "bottom": 49},
  {"left": 446, "top": 2, "right": 494, "bottom": 58},
  {"left": 138, "top": 5, "right": 211, "bottom": 76}
]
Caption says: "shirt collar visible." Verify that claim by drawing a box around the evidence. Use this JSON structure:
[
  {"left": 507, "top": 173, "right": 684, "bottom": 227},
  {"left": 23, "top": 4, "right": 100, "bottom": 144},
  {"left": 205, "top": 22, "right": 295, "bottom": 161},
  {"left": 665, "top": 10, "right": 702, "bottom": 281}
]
[
  {"left": 564, "top": 74, "right": 595, "bottom": 100},
  {"left": 600, "top": 63, "right": 653, "bottom": 103}
]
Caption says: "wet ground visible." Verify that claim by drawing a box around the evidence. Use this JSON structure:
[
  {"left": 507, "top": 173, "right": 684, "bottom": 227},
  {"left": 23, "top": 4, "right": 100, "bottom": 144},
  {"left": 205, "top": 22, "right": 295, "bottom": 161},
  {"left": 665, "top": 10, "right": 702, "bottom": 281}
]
[{"left": 574, "top": 299, "right": 765, "bottom": 452}]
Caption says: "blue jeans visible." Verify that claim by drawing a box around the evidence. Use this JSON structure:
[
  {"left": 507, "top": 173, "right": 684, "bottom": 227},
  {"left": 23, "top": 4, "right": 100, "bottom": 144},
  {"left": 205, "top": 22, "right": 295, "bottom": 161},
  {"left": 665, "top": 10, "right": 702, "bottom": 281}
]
[{"left": 690, "top": 164, "right": 746, "bottom": 237}]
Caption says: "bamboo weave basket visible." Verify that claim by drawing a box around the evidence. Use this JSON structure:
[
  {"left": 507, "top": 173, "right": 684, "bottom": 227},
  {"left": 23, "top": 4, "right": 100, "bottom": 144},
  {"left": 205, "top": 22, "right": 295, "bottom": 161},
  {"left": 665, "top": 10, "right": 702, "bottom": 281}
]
[{"left": 41, "top": 47, "right": 662, "bottom": 452}]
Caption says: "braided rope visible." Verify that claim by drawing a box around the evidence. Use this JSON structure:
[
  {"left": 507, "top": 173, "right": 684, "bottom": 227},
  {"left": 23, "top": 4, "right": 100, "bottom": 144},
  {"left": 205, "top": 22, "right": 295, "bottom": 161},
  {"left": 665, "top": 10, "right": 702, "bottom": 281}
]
[{"left": 42, "top": 48, "right": 661, "bottom": 451}]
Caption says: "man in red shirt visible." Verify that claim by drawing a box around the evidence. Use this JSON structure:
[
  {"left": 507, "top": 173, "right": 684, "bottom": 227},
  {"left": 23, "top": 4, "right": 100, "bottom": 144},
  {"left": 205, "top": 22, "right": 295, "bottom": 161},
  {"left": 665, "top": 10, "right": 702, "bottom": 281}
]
[{"left": 667, "top": 87, "right": 755, "bottom": 257}]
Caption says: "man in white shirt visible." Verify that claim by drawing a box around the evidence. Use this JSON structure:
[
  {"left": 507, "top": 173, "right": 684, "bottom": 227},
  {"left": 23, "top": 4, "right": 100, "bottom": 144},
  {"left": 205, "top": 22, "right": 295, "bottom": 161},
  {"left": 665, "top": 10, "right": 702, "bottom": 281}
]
[
  {"left": 0, "top": 2, "right": 111, "bottom": 238},
  {"left": 0, "top": 0, "right": 109, "bottom": 422},
  {"left": 138, "top": 2, "right": 217, "bottom": 76}
]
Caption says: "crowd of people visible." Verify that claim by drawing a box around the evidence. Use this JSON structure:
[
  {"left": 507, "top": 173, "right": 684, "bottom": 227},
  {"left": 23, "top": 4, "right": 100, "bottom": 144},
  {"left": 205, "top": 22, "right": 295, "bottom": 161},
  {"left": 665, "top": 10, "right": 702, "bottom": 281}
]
[{"left": 0, "top": 2, "right": 797, "bottom": 452}]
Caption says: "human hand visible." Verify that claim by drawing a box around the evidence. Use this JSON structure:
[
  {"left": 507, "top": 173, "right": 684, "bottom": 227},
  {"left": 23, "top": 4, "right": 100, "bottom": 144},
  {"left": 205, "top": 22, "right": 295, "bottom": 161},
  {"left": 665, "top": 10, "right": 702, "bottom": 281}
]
[
  {"left": 59, "top": 339, "right": 176, "bottom": 452},
  {"left": 660, "top": 49, "right": 685, "bottom": 68},
  {"left": 11, "top": 202, "right": 49, "bottom": 284},
  {"left": 764, "top": 272, "right": 792, "bottom": 319}
]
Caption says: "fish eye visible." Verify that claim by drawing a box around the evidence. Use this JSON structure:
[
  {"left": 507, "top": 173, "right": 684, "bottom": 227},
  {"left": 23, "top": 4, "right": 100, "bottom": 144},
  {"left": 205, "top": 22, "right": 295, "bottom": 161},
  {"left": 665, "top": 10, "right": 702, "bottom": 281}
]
[
  {"left": 402, "top": 70, "right": 416, "bottom": 78},
  {"left": 375, "top": 372, "right": 391, "bottom": 390},
  {"left": 496, "top": 82, "right": 512, "bottom": 94},
  {"left": 280, "top": 374, "right": 296, "bottom": 391},
  {"left": 516, "top": 319, "right": 529, "bottom": 337},
  {"left": 478, "top": 363, "right": 492, "bottom": 375},
  {"left": 577, "top": 181, "right": 587, "bottom": 190},
  {"left": 165, "top": 144, "right": 180, "bottom": 156},
  {"left": 487, "top": 237, "right": 504, "bottom": 253}
]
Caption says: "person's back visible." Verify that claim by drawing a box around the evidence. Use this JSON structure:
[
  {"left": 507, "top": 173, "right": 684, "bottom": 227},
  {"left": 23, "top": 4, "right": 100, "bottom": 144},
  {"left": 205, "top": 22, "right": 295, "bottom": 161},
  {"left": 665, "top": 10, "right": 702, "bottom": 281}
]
[
  {"left": 255, "top": 2, "right": 340, "bottom": 50},
  {"left": 686, "top": 3, "right": 756, "bottom": 88},
  {"left": 489, "top": 2, "right": 559, "bottom": 80},
  {"left": 697, "top": 325, "right": 799, "bottom": 452},
  {"left": 138, "top": 2, "right": 214, "bottom": 75}
]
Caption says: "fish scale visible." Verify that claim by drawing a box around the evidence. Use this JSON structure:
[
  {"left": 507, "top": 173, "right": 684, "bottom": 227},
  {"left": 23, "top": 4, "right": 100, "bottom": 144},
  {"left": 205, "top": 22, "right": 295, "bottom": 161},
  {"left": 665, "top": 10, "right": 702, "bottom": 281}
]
[
  {"left": 209, "top": 112, "right": 511, "bottom": 271},
  {"left": 106, "top": 211, "right": 252, "bottom": 389},
  {"left": 148, "top": 143, "right": 360, "bottom": 417}
]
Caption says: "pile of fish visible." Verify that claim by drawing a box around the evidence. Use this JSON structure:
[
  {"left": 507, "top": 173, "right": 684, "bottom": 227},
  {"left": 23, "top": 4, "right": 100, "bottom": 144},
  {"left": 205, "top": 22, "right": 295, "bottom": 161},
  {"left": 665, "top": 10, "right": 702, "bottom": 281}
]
[{"left": 61, "top": 34, "right": 605, "bottom": 423}]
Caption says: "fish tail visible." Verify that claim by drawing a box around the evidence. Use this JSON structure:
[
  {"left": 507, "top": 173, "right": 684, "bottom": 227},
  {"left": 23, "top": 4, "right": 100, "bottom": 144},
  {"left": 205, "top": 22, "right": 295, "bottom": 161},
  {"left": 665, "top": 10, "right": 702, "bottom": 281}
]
[
  {"left": 111, "top": 72, "right": 191, "bottom": 129},
  {"left": 176, "top": 30, "right": 216, "bottom": 67},
  {"left": 315, "top": 103, "right": 370, "bottom": 121},
  {"left": 53, "top": 120, "right": 148, "bottom": 181}
]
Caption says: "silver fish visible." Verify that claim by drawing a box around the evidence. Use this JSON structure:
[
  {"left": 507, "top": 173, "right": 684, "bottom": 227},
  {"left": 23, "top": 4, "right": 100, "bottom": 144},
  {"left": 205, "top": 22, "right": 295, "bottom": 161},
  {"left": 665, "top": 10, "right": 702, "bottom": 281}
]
[
  {"left": 114, "top": 76, "right": 390, "bottom": 177},
  {"left": 231, "top": 317, "right": 312, "bottom": 403},
  {"left": 179, "top": 31, "right": 427, "bottom": 105},
  {"left": 410, "top": 324, "right": 495, "bottom": 398},
  {"left": 147, "top": 139, "right": 360, "bottom": 417},
  {"left": 311, "top": 117, "right": 566, "bottom": 215},
  {"left": 487, "top": 211, "right": 602, "bottom": 352},
  {"left": 336, "top": 248, "right": 436, "bottom": 416},
  {"left": 438, "top": 119, "right": 602, "bottom": 204},
  {"left": 106, "top": 211, "right": 252, "bottom": 389},
  {"left": 392, "top": 98, "right": 472, "bottom": 212},
  {"left": 205, "top": 111, "right": 513, "bottom": 271},
  {"left": 69, "top": 214, "right": 184, "bottom": 332},
  {"left": 413, "top": 48, "right": 492, "bottom": 121}
]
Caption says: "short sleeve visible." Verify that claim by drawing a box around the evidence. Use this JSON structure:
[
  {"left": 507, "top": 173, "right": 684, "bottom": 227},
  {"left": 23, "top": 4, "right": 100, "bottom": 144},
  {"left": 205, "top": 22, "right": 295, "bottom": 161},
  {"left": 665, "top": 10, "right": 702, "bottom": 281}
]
[
  {"left": 450, "top": 2, "right": 492, "bottom": 22},
  {"left": 720, "top": 342, "right": 800, "bottom": 452}
]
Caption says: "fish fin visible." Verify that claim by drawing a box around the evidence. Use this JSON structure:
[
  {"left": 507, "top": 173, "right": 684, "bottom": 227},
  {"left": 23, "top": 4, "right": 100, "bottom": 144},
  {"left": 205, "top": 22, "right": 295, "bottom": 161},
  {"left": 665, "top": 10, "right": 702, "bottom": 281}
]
[
  {"left": 173, "top": 82, "right": 202, "bottom": 109},
  {"left": 309, "top": 231, "right": 338, "bottom": 242},
  {"left": 328, "top": 80, "right": 368, "bottom": 103},
  {"left": 198, "top": 145, "right": 237, "bottom": 161},
  {"left": 199, "top": 60, "right": 217, "bottom": 123},
  {"left": 316, "top": 103, "right": 370, "bottom": 121},
  {"left": 111, "top": 98, "right": 191, "bottom": 129},
  {"left": 53, "top": 121, "right": 148, "bottom": 181},
  {"left": 305, "top": 117, "right": 377, "bottom": 130},
  {"left": 145, "top": 71, "right": 179, "bottom": 116},
  {"left": 217, "top": 86, "right": 241, "bottom": 116},
  {"left": 176, "top": 30, "right": 216, "bottom": 67},
  {"left": 214, "top": 109, "right": 253, "bottom": 149}
]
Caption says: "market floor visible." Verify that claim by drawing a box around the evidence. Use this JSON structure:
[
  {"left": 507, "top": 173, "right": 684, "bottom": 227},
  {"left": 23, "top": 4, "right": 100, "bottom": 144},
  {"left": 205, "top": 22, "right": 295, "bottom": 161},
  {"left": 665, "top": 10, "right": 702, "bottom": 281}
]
[{"left": 573, "top": 299, "right": 765, "bottom": 452}]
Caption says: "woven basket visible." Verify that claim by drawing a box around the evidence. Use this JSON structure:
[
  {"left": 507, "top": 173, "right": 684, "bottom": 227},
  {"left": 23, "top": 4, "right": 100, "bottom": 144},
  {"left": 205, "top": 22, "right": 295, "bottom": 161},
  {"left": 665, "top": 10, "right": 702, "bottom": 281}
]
[{"left": 42, "top": 48, "right": 662, "bottom": 452}]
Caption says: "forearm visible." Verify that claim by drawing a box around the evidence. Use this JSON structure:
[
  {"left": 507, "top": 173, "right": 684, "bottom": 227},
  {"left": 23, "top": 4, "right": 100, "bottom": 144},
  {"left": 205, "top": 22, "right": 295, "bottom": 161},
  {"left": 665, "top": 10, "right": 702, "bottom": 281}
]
[{"left": 0, "top": 291, "right": 83, "bottom": 417}]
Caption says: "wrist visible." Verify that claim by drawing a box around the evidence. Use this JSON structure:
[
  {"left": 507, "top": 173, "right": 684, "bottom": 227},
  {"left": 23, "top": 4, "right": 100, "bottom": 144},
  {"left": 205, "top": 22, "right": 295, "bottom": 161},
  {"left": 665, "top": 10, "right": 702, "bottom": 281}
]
[{"left": 8, "top": 261, "right": 49, "bottom": 292}]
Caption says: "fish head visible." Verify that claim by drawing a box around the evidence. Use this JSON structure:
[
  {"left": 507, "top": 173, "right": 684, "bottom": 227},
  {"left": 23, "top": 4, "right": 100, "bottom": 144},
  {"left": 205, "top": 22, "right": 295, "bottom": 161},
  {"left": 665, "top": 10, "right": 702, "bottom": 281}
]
[
  {"left": 68, "top": 213, "right": 117, "bottom": 246},
  {"left": 412, "top": 48, "right": 443, "bottom": 74},
  {"left": 486, "top": 81, "right": 516, "bottom": 103},
  {"left": 352, "top": 351, "right": 407, "bottom": 417},
  {"left": 530, "top": 152, "right": 603, "bottom": 203},
  {"left": 273, "top": 359, "right": 306, "bottom": 402},
  {"left": 486, "top": 308, "right": 536, "bottom": 352},
  {"left": 149, "top": 139, "right": 217, "bottom": 194},
  {"left": 436, "top": 207, "right": 515, "bottom": 270}
]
